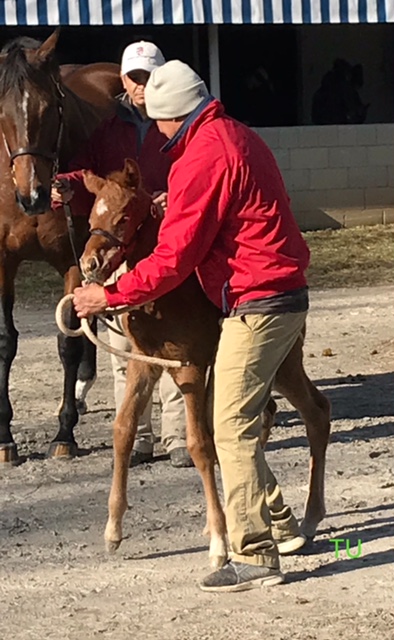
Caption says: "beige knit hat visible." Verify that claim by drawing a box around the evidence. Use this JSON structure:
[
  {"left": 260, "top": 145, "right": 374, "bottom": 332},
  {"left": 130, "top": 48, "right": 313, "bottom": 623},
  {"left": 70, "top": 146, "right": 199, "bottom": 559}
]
[{"left": 145, "top": 60, "right": 209, "bottom": 120}]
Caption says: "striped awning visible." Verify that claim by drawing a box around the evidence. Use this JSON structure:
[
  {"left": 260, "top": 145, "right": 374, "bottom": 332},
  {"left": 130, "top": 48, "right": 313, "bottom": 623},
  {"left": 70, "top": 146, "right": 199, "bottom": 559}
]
[{"left": 1, "top": 0, "right": 393, "bottom": 25}]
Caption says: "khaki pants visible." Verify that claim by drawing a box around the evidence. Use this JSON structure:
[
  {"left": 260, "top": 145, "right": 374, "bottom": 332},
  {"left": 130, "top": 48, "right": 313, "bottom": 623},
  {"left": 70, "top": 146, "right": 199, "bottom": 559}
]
[
  {"left": 213, "top": 311, "right": 307, "bottom": 568},
  {"left": 106, "top": 264, "right": 186, "bottom": 454}
]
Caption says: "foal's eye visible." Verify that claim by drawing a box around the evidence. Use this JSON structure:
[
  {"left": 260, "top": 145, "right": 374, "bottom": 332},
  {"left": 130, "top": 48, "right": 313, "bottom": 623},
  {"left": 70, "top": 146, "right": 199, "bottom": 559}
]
[{"left": 115, "top": 216, "right": 129, "bottom": 229}]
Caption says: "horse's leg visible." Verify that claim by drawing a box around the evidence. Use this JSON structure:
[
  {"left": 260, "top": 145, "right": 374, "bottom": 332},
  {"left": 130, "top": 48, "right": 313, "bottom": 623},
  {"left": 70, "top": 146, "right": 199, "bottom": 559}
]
[
  {"left": 75, "top": 316, "right": 97, "bottom": 415},
  {"left": 261, "top": 397, "right": 277, "bottom": 449},
  {"left": 173, "top": 365, "right": 227, "bottom": 569},
  {"left": 274, "top": 336, "right": 331, "bottom": 539},
  {"left": 0, "top": 261, "right": 19, "bottom": 464},
  {"left": 105, "top": 360, "right": 161, "bottom": 552},
  {"left": 50, "top": 265, "right": 85, "bottom": 458}
]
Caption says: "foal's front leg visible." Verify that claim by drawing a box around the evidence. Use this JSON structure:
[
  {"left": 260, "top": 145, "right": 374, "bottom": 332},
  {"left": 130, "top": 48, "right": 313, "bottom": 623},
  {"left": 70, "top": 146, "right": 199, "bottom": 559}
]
[
  {"left": 105, "top": 361, "right": 161, "bottom": 553},
  {"left": 173, "top": 366, "right": 227, "bottom": 569}
]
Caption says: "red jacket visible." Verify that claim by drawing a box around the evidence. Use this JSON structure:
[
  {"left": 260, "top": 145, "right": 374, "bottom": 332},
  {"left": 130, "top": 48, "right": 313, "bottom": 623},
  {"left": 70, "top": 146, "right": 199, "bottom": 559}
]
[
  {"left": 55, "top": 100, "right": 171, "bottom": 216},
  {"left": 105, "top": 99, "right": 310, "bottom": 313}
]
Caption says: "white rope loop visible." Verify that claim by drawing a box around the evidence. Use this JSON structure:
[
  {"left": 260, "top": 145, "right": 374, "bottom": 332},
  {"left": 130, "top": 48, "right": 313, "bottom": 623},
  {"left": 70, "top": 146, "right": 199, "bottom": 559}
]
[{"left": 55, "top": 294, "right": 189, "bottom": 368}]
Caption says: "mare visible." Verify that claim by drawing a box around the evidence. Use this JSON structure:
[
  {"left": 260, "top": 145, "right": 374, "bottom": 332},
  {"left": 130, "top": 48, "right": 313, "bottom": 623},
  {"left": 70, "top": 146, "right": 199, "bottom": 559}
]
[
  {"left": 0, "top": 30, "right": 122, "bottom": 464},
  {"left": 79, "top": 159, "right": 331, "bottom": 567}
]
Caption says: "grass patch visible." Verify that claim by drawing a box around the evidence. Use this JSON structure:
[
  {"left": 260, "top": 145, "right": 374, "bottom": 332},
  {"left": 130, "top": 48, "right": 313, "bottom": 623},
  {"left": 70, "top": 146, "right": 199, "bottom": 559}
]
[
  {"left": 304, "top": 224, "right": 394, "bottom": 289},
  {"left": 14, "top": 224, "right": 394, "bottom": 306}
]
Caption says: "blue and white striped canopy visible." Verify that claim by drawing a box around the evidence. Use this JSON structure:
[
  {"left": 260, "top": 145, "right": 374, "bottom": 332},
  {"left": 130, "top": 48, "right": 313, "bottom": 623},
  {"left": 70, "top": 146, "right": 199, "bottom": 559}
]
[{"left": 1, "top": 0, "right": 393, "bottom": 25}]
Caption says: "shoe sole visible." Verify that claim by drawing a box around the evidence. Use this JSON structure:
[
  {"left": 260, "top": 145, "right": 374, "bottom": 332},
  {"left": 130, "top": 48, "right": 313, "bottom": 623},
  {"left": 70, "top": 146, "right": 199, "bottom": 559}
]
[
  {"left": 199, "top": 572, "right": 285, "bottom": 593},
  {"left": 277, "top": 535, "right": 307, "bottom": 555}
]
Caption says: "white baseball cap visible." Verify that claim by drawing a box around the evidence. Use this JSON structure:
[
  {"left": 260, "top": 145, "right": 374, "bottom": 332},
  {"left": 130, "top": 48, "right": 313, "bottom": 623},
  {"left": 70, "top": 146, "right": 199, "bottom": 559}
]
[{"left": 120, "top": 41, "right": 165, "bottom": 76}]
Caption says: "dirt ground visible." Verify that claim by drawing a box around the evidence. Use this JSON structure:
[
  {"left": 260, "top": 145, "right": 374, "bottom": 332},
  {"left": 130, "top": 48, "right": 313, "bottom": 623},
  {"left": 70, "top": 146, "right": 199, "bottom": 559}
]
[{"left": 0, "top": 285, "right": 393, "bottom": 640}]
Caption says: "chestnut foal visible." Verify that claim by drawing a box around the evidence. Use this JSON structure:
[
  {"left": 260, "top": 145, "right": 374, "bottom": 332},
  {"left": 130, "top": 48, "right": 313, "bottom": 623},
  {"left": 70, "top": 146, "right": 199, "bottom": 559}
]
[{"left": 79, "top": 159, "right": 331, "bottom": 568}]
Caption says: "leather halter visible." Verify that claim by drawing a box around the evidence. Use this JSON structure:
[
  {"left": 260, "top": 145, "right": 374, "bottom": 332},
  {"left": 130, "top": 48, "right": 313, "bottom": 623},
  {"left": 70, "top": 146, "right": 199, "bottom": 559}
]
[
  {"left": 3, "top": 75, "right": 65, "bottom": 181},
  {"left": 90, "top": 228, "right": 127, "bottom": 249},
  {"left": 89, "top": 208, "right": 153, "bottom": 255}
]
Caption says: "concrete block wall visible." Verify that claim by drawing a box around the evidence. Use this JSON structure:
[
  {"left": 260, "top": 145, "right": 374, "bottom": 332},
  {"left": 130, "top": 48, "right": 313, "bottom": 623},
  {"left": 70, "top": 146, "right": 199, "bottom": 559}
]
[{"left": 254, "top": 124, "right": 394, "bottom": 231}]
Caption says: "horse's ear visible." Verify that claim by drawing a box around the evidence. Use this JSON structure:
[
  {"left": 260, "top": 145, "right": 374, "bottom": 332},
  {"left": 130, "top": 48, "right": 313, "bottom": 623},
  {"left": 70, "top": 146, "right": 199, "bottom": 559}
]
[
  {"left": 36, "top": 28, "right": 60, "bottom": 64},
  {"left": 123, "top": 159, "right": 141, "bottom": 189},
  {"left": 82, "top": 170, "right": 106, "bottom": 195}
]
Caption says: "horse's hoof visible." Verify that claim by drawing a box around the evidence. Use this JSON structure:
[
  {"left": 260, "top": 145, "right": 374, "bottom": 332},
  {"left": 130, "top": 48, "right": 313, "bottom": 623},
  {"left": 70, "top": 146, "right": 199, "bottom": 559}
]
[
  {"left": 105, "top": 539, "right": 121, "bottom": 554},
  {"left": 300, "top": 521, "right": 319, "bottom": 541},
  {"left": 0, "top": 443, "right": 23, "bottom": 466},
  {"left": 47, "top": 441, "right": 78, "bottom": 459},
  {"left": 76, "top": 399, "right": 88, "bottom": 416}
]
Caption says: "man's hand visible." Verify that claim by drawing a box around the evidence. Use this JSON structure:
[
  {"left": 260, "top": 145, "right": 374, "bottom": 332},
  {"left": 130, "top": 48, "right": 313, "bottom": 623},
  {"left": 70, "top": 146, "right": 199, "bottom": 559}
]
[
  {"left": 52, "top": 178, "right": 74, "bottom": 204},
  {"left": 73, "top": 283, "right": 108, "bottom": 319},
  {"left": 152, "top": 191, "right": 168, "bottom": 218}
]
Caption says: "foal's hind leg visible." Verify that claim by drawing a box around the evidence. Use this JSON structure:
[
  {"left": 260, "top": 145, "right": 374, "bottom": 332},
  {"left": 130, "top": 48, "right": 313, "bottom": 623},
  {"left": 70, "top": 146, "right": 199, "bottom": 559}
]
[
  {"left": 274, "top": 336, "right": 331, "bottom": 539},
  {"left": 172, "top": 365, "right": 227, "bottom": 569},
  {"left": 105, "top": 360, "right": 161, "bottom": 552},
  {"left": 50, "top": 266, "right": 85, "bottom": 457}
]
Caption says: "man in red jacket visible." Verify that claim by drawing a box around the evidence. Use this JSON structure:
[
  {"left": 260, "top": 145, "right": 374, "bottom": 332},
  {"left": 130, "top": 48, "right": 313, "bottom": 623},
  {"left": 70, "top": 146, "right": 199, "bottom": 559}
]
[
  {"left": 52, "top": 44, "right": 192, "bottom": 469},
  {"left": 73, "top": 60, "right": 310, "bottom": 591}
]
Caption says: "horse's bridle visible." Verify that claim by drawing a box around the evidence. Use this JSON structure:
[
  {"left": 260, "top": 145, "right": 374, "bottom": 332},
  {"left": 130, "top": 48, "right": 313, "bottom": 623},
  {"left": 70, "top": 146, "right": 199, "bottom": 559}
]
[{"left": 1, "top": 75, "right": 65, "bottom": 182}]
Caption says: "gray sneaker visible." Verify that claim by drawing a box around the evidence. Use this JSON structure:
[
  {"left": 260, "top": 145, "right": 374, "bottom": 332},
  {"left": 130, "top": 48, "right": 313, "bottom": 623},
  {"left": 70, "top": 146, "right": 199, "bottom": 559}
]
[
  {"left": 200, "top": 560, "right": 284, "bottom": 593},
  {"left": 170, "top": 447, "right": 194, "bottom": 468},
  {"left": 129, "top": 450, "right": 154, "bottom": 467}
]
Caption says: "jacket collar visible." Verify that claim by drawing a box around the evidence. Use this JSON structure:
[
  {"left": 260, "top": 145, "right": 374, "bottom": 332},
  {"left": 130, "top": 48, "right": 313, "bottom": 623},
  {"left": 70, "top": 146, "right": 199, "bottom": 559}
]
[
  {"left": 162, "top": 97, "right": 225, "bottom": 159},
  {"left": 117, "top": 93, "right": 152, "bottom": 126}
]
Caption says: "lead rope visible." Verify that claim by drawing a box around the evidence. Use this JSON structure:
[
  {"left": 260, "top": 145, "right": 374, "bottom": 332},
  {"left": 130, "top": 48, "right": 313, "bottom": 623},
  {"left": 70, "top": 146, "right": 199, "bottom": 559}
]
[{"left": 55, "top": 293, "right": 190, "bottom": 368}]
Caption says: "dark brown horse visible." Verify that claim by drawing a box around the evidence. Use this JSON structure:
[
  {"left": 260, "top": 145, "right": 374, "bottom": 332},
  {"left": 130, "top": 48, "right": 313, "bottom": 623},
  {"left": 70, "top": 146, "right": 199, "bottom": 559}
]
[
  {"left": 0, "top": 30, "right": 122, "bottom": 464},
  {"left": 79, "top": 159, "right": 331, "bottom": 566}
]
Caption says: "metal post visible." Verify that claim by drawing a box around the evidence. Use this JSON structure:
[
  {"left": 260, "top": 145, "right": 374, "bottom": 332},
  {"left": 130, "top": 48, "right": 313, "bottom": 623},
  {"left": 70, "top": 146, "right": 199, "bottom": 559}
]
[
  {"left": 208, "top": 24, "right": 221, "bottom": 99},
  {"left": 192, "top": 26, "right": 200, "bottom": 73}
]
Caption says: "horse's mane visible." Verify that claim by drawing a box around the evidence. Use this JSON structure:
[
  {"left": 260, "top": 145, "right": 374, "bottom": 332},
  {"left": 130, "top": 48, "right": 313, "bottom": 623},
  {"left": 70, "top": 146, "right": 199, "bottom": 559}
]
[{"left": 0, "top": 36, "right": 58, "bottom": 96}]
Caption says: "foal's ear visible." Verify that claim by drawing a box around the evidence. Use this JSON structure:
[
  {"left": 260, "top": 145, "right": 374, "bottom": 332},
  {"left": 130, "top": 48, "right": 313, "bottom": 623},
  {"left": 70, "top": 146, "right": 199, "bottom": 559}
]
[
  {"left": 82, "top": 170, "right": 106, "bottom": 195},
  {"left": 36, "top": 28, "right": 60, "bottom": 64},
  {"left": 123, "top": 159, "right": 142, "bottom": 189}
]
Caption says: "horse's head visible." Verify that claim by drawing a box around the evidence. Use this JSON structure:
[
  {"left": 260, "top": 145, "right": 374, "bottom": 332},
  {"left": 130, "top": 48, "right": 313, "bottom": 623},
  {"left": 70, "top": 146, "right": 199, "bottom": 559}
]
[
  {"left": 0, "top": 30, "right": 63, "bottom": 215},
  {"left": 80, "top": 159, "right": 152, "bottom": 284}
]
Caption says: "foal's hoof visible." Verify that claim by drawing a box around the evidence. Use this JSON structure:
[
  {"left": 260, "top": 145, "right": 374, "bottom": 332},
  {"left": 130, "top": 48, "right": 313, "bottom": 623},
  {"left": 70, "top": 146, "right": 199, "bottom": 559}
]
[
  {"left": 0, "top": 443, "right": 23, "bottom": 466},
  {"left": 47, "top": 441, "right": 79, "bottom": 459},
  {"left": 105, "top": 539, "right": 122, "bottom": 554}
]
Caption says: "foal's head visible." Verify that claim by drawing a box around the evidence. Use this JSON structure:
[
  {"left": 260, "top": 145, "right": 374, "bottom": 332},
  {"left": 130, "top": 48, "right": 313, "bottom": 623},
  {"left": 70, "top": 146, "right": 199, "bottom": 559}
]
[
  {"left": 80, "top": 159, "right": 152, "bottom": 284},
  {"left": 0, "top": 30, "right": 63, "bottom": 215}
]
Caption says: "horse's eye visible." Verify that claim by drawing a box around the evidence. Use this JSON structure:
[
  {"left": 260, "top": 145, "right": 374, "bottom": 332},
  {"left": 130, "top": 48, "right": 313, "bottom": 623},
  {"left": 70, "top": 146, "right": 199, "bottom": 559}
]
[{"left": 115, "top": 217, "right": 128, "bottom": 229}]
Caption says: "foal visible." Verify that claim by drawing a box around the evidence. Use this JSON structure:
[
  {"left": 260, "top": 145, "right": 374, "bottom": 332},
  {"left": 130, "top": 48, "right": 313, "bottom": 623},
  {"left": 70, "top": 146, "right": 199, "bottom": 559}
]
[{"left": 80, "top": 159, "right": 331, "bottom": 567}]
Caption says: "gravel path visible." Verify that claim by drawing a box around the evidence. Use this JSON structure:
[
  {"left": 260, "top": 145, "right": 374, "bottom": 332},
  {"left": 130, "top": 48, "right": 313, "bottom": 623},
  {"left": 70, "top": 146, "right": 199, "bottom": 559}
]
[{"left": 0, "top": 286, "right": 393, "bottom": 640}]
